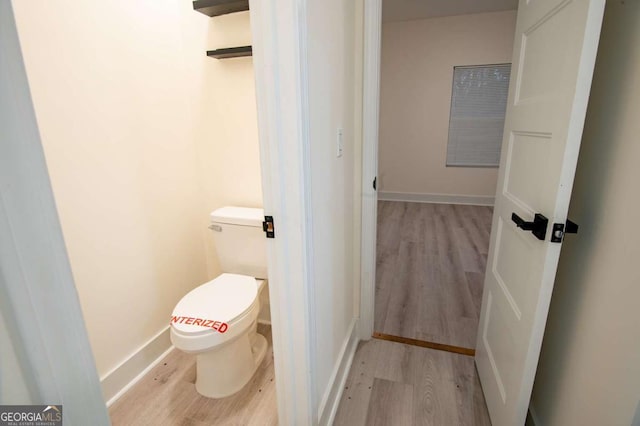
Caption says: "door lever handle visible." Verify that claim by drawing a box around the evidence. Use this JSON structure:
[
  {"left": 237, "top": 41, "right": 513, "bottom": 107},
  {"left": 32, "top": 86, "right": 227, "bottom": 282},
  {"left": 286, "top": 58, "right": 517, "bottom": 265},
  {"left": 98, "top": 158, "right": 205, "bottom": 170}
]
[{"left": 511, "top": 212, "right": 548, "bottom": 241}]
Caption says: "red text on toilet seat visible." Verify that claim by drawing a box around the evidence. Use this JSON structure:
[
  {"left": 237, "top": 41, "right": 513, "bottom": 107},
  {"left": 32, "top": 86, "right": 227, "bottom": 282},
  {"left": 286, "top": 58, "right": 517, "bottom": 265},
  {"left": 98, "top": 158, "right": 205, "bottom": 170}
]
[{"left": 170, "top": 316, "right": 229, "bottom": 333}]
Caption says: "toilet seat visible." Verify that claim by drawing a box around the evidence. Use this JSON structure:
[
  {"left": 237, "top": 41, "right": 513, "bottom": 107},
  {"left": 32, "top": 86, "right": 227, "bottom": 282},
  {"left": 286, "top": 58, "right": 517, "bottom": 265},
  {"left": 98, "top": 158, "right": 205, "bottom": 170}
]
[
  {"left": 170, "top": 273, "right": 260, "bottom": 353},
  {"left": 172, "top": 273, "right": 257, "bottom": 332}
]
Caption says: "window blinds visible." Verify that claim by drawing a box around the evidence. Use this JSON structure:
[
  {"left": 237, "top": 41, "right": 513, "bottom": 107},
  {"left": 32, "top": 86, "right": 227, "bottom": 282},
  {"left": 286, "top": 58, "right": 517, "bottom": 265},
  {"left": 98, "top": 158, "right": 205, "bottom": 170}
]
[{"left": 446, "top": 64, "right": 511, "bottom": 167}]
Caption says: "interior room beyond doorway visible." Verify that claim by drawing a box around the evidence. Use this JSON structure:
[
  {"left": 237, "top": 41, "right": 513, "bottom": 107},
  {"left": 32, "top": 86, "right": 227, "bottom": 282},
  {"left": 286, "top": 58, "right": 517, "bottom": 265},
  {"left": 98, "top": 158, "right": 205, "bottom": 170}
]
[{"left": 373, "top": 4, "right": 518, "bottom": 352}]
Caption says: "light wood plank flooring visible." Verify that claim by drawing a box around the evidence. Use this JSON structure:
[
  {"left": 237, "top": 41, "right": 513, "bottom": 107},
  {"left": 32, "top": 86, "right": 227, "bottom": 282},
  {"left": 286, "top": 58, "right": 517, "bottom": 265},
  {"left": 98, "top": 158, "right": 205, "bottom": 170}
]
[
  {"left": 109, "top": 324, "right": 277, "bottom": 426},
  {"left": 375, "top": 201, "right": 493, "bottom": 349},
  {"left": 334, "top": 338, "right": 491, "bottom": 425}
]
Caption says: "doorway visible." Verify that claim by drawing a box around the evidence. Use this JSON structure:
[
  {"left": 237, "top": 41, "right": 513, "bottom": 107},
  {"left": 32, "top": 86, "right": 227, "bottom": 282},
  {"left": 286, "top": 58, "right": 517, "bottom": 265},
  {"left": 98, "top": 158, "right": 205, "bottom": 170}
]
[
  {"left": 360, "top": 0, "right": 606, "bottom": 424},
  {"left": 371, "top": 1, "right": 518, "bottom": 353}
]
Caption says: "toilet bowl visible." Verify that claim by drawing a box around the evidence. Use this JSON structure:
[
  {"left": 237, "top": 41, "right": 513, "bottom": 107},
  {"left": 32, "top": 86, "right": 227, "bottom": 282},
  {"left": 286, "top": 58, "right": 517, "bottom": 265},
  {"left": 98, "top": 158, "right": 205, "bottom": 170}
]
[{"left": 170, "top": 273, "right": 268, "bottom": 398}]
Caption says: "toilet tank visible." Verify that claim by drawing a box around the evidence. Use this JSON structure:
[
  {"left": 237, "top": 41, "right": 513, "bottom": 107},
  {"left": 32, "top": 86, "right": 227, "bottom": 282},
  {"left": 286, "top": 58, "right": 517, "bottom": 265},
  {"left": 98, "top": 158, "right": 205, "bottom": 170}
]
[{"left": 209, "top": 207, "right": 267, "bottom": 279}]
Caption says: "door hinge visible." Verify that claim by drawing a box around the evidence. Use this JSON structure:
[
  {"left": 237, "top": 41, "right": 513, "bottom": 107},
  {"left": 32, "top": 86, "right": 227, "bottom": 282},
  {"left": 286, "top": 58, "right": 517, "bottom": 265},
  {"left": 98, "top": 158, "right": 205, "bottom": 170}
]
[
  {"left": 262, "top": 216, "right": 275, "bottom": 238},
  {"left": 551, "top": 219, "right": 579, "bottom": 243}
]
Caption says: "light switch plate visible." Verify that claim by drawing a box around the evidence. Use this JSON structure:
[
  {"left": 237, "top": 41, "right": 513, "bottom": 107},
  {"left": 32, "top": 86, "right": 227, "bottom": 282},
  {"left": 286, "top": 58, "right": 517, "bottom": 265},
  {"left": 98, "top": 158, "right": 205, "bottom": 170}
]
[{"left": 336, "top": 128, "right": 343, "bottom": 158}]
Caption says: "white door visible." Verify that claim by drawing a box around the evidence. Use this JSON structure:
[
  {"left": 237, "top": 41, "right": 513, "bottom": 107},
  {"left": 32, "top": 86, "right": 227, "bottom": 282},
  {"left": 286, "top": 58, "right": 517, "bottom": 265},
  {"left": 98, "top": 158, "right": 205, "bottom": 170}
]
[{"left": 475, "top": 0, "right": 605, "bottom": 425}]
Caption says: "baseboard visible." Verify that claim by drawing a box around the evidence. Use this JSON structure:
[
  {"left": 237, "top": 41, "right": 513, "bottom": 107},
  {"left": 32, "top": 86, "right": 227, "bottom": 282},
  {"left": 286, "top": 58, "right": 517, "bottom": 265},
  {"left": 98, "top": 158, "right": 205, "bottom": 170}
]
[
  {"left": 378, "top": 191, "right": 495, "bottom": 206},
  {"left": 318, "top": 318, "right": 360, "bottom": 426},
  {"left": 527, "top": 401, "right": 541, "bottom": 426},
  {"left": 101, "top": 326, "right": 173, "bottom": 407}
]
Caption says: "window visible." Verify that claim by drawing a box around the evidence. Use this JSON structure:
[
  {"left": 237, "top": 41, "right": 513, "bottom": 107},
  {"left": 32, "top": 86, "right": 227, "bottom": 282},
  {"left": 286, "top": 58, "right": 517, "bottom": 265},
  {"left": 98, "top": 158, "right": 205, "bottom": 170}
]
[{"left": 446, "top": 64, "right": 511, "bottom": 167}]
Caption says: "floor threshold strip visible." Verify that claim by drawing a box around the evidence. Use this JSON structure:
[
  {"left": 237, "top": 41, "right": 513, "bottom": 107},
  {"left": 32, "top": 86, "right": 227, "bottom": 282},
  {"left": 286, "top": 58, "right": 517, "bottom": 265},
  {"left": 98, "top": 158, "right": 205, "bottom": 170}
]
[{"left": 372, "top": 332, "right": 476, "bottom": 357}]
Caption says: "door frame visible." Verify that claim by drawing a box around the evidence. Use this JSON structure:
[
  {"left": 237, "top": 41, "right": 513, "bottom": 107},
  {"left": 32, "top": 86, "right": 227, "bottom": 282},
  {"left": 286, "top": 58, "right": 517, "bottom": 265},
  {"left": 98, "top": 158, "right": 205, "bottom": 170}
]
[
  {"left": 358, "top": 0, "right": 383, "bottom": 341},
  {"left": 249, "top": 0, "right": 317, "bottom": 424}
]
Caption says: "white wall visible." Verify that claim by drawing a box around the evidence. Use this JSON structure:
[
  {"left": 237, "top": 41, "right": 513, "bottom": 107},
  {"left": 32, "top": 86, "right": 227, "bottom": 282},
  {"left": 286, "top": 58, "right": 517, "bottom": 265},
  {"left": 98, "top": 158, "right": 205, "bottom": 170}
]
[
  {"left": 180, "top": 10, "right": 263, "bottom": 279},
  {"left": 530, "top": 2, "right": 640, "bottom": 425},
  {"left": 10, "top": 0, "right": 263, "bottom": 395},
  {"left": 11, "top": 0, "right": 209, "bottom": 381},
  {"left": 378, "top": 11, "right": 516, "bottom": 199},
  {"left": 306, "top": 0, "right": 361, "bottom": 415}
]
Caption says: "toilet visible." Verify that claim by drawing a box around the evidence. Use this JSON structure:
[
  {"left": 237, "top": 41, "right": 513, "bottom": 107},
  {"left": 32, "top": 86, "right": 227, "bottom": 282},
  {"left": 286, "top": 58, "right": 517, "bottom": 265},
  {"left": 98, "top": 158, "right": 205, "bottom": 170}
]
[{"left": 170, "top": 206, "right": 269, "bottom": 398}]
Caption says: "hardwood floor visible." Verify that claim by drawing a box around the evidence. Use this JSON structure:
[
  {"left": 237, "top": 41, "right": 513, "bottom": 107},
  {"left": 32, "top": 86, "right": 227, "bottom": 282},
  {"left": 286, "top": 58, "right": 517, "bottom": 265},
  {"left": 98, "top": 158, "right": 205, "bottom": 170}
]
[
  {"left": 375, "top": 201, "right": 493, "bottom": 349},
  {"left": 109, "top": 324, "right": 277, "bottom": 426},
  {"left": 334, "top": 338, "right": 491, "bottom": 425}
]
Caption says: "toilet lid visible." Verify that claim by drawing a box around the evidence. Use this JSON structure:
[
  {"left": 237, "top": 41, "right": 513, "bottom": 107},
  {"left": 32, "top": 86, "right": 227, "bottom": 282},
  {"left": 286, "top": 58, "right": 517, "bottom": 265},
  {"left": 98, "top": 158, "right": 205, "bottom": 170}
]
[{"left": 171, "top": 273, "right": 257, "bottom": 334}]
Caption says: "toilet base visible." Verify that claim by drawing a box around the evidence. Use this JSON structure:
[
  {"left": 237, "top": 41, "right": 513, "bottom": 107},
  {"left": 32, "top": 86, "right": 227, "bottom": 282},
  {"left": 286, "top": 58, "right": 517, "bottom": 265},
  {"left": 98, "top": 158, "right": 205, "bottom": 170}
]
[
  {"left": 250, "top": 333, "right": 268, "bottom": 372},
  {"left": 195, "top": 330, "right": 268, "bottom": 398}
]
